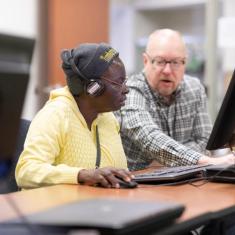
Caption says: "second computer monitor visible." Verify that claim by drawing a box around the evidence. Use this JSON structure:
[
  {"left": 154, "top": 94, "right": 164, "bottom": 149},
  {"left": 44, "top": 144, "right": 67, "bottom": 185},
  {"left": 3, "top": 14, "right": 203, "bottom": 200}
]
[{"left": 206, "top": 69, "right": 235, "bottom": 150}]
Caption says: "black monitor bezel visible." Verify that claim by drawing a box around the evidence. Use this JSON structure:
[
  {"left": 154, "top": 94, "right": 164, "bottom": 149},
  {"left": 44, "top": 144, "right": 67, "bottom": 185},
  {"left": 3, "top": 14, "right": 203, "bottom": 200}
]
[{"left": 206, "top": 69, "right": 235, "bottom": 150}]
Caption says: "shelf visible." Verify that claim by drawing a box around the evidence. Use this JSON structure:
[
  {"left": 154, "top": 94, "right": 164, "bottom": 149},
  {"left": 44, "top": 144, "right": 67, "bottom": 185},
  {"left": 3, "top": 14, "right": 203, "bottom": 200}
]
[{"left": 133, "top": 0, "right": 206, "bottom": 11}]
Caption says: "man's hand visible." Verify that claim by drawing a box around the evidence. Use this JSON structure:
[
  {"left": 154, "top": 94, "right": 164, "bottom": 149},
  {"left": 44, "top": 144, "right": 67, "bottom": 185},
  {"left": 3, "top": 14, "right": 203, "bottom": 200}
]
[
  {"left": 198, "top": 154, "right": 235, "bottom": 165},
  {"left": 77, "top": 167, "right": 134, "bottom": 188}
]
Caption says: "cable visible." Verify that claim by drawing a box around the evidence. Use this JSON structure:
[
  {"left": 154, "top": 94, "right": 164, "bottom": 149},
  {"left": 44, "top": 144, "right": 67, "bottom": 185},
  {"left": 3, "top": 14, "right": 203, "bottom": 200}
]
[
  {"left": 185, "top": 148, "right": 235, "bottom": 187},
  {"left": 118, "top": 108, "right": 123, "bottom": 135},
  {"left": 95, "top": 125, "right": 101, "bottom": 169},
  {"left": 136, "top": 175, "right": 208, "bottom": 187}
]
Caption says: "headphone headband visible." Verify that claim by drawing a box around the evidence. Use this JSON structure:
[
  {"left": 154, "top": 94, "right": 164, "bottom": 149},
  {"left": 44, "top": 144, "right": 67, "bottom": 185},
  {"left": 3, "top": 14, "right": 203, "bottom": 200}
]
[{"left": 66, "top": 50, "right": 89, "bottom": 82}]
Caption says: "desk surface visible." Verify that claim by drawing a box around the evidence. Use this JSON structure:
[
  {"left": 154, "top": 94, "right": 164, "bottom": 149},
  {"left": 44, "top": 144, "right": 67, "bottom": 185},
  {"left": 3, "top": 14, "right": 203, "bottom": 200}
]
[{"left": 1, "top": 181, "right": 235, "bottom": 225}]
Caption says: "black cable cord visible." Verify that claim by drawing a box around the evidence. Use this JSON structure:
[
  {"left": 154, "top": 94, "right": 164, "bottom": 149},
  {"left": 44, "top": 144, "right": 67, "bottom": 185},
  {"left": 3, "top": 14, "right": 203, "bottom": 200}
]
[
  {"left": 189, "top": 146, "right": 235, "bottom": 187},
  {"left": 118, "top": 108, "right": 123, "bottom": 135},
  {"left": 95, "top": 125, "right": 101, "bottom": 169},
  {"left": 188, "top": 176, "right": 214, "bottom": 187},
  {"left": 136, "top": 175, "right": 216, "bottom": 188},
  {"left": 135, "top": 173, "right": 206, "bottom": 187}
]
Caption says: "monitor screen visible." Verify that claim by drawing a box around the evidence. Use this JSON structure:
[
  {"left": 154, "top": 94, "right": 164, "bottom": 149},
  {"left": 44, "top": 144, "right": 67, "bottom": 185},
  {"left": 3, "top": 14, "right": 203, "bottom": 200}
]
[
  {"left": 0, "top": 33, "right": 35, "bottom": 161},
  {"left": 206, "top": 69, "right": 235, "bottom": 150}
]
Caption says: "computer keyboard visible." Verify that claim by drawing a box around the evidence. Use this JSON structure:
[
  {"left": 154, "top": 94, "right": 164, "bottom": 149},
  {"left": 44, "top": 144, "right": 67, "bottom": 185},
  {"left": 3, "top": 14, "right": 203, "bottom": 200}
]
[{"left": 134, "top": 164, "right": 212, "bottom": 184}]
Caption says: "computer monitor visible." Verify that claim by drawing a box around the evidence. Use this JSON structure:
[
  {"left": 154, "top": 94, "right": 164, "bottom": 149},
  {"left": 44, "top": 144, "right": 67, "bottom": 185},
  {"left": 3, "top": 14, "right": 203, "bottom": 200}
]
[
  {"left": 206, "top": 69, "right": 235, "bottom": 151},
  {"left": 0, "top": 33, "right": 35, "bottom": 162}
]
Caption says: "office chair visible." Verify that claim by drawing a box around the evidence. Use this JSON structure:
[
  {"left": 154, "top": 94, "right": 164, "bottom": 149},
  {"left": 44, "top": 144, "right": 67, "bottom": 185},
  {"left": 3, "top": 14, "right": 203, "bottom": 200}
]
[
  {"left": 14, "top": 119, "right": 31, "bottom": 162},
  {"left": 1, "top": 119, "right": 31, "bottom": 193}
]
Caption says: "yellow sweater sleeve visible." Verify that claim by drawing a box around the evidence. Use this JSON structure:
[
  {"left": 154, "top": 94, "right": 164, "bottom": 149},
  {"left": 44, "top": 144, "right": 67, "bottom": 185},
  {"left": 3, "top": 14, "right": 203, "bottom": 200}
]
[{"left": 15, "top": 104, "right": 82, "bottom": 189}]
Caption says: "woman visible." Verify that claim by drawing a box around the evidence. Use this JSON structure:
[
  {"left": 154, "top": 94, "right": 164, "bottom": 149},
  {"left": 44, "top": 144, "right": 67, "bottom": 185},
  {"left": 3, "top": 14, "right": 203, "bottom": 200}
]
[{"left": 15, "top": 43, "right": 134, "bottom": 189}]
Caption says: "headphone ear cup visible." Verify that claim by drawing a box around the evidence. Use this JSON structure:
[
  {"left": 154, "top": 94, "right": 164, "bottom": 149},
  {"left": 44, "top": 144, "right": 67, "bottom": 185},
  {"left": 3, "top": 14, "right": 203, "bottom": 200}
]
[{"left": 86, "top": 80, "right": 105, "bottom": 97}]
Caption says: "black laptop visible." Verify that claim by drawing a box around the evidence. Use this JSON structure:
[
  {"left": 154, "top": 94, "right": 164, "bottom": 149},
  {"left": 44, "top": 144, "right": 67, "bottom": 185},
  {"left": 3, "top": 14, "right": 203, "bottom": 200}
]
[{"left": 3, "top": 198, "right": 184, "bottom": 235}]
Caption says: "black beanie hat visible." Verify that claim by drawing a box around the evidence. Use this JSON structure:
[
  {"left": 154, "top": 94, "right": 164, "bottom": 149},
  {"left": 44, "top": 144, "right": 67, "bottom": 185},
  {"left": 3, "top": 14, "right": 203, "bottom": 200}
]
[{"left": 61, "top": 42, "right": 119, "bottom": 81}]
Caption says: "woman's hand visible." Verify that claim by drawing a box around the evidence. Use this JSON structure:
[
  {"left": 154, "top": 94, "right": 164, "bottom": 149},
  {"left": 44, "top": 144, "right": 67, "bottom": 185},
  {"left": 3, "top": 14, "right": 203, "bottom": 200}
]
[{"left": 77, "top": 167, "right": 134, "bottom": 188}]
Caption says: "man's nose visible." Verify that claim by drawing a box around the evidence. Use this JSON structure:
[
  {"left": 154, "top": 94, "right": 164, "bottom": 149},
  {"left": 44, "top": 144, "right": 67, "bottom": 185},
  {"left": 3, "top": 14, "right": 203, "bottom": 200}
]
[{"left": 162, "top": 63, "right": 172, "bottom": 74}]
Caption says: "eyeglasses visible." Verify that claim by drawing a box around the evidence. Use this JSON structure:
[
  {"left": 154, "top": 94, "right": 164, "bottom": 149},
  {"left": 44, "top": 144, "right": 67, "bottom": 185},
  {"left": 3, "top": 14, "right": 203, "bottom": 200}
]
[
  {"left": 146, "top": 53, "right": 185, "bottom": 70},
  {"left": 102, "top": 76, "right": 128, "bottom": 89}
]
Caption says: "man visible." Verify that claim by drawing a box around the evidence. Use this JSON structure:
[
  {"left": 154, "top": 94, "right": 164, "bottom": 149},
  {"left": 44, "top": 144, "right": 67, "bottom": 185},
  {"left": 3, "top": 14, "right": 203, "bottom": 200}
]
[
  {"left": 116, "top": 29, "right": 234, "bottom": 170},
  {"left": 15, "top": 43, "right": 135, "bottom": 189}
]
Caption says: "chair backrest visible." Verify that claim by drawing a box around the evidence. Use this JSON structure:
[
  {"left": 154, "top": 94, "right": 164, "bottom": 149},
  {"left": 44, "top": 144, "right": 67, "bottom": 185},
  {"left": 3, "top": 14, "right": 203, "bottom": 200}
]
[
  {"left": 1, "top": 119, "right": 31, "bottom": 193},
  {"left": 14, "top": 119, "right": 31, "bottom": 163}
]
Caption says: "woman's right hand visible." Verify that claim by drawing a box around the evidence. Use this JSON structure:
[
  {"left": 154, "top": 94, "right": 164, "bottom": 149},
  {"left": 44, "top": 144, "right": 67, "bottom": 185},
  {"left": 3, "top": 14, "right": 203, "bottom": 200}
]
[{"left": 77, "top": 167, "right": 134, "bottom": 188}]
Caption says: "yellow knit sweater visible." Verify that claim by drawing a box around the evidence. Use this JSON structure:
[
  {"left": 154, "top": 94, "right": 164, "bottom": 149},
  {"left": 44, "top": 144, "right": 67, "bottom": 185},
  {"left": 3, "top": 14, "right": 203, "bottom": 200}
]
[{"left": 15, "top": 87, "right": 127, "bottom": 189}]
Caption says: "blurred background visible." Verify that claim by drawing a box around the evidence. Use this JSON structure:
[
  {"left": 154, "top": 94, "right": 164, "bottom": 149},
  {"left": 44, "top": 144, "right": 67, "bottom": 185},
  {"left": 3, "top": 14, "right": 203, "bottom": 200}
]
[{"left": 1, "top": 0, "right": 235, "bottom": 122}]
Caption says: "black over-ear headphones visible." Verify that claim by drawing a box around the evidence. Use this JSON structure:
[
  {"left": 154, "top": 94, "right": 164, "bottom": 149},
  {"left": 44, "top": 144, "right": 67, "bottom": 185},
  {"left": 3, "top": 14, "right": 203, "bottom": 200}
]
[{"left": 62, "top": 50, "right": 105, "bottom": 97}]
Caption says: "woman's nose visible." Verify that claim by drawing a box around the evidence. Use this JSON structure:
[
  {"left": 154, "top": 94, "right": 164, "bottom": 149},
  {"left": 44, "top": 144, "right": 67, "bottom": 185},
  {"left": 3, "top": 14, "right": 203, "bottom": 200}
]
[{"left": 123, "top": 84, "right": 129, "bottom": 94}]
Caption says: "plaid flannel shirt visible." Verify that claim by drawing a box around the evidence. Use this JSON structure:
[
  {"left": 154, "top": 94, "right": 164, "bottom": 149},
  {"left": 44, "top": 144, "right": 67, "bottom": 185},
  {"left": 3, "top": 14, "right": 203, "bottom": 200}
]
[{"left": 115, "top": 72, "right": 212, "bottom": 170}]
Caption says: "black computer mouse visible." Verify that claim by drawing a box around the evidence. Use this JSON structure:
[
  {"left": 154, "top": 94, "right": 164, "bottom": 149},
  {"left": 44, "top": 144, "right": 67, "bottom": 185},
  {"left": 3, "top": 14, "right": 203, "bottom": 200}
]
[{"left": 116, "top": 177, "right": 138, "bottom": 189}]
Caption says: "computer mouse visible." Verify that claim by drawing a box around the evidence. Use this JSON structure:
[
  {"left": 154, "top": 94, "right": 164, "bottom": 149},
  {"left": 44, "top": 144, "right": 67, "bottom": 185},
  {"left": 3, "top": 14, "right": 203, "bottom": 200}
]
[{"left": 116, "top": 177, "right": 138, "bottom": 189}]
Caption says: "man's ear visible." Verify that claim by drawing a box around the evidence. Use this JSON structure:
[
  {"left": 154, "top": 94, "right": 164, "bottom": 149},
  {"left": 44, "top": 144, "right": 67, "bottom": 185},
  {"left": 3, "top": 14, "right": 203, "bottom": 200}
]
[{"left": 143, "top": 53, "right": 148, "bottom": 66}]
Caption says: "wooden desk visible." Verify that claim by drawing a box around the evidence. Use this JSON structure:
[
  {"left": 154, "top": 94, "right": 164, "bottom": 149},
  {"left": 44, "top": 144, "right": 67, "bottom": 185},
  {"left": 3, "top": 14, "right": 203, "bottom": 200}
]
[{"left": 1, "top": 181, "right": 235, "bottom": 234}]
